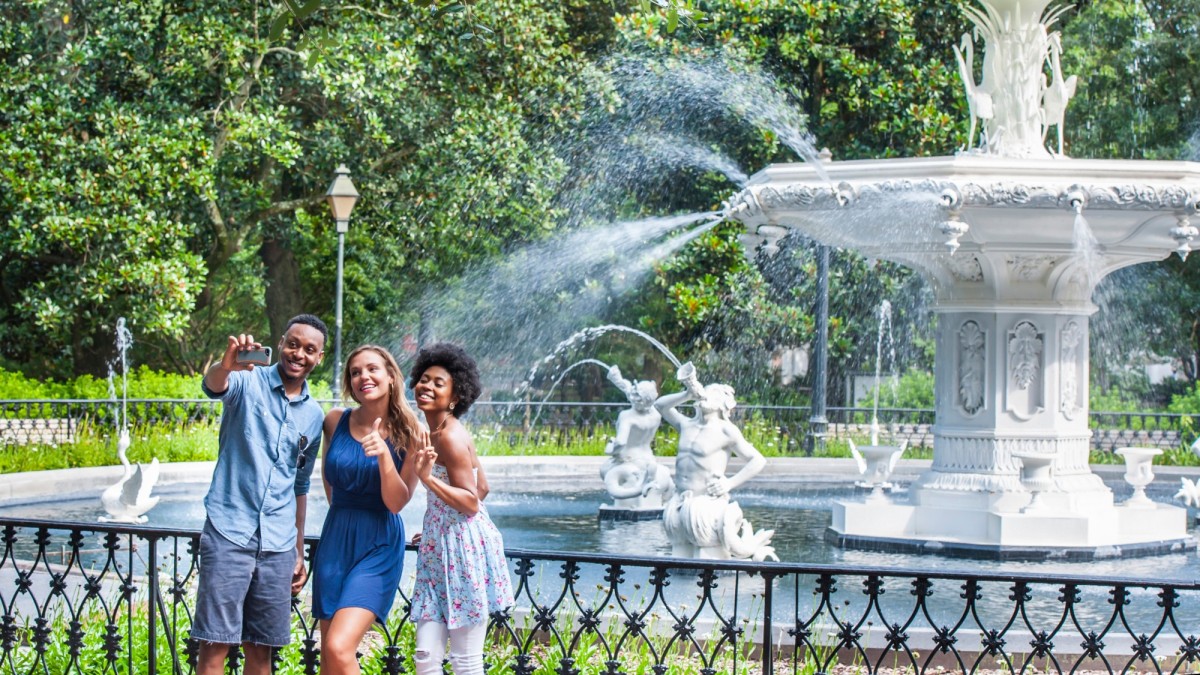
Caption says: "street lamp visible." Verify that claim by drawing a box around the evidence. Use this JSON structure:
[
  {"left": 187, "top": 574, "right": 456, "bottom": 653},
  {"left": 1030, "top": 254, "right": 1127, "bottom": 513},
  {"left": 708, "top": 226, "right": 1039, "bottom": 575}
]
[
  {"left": 808, "top": 243, "right": 830, "bottom": 454},
  {"left": 807, "top": 149, "right": 834, "bottom": 455},
  {"left": 326, "top": 164, "right": 359, "bottom": 398}
]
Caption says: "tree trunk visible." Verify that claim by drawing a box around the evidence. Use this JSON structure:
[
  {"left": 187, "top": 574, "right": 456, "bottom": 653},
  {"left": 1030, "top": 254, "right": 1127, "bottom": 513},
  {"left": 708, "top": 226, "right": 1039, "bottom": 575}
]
[
  {"left": 260, "top": 238, "right": 305, "bottom": 345},
  {"left": 71, "top": 313, "right": 113, "bottom": 378}
]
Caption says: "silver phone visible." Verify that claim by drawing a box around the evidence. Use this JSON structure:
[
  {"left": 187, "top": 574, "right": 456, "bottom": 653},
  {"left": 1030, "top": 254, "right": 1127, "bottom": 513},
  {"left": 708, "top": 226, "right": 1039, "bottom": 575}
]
[{"left": 235, "top": 346, "right": 272, "bottom": 366}]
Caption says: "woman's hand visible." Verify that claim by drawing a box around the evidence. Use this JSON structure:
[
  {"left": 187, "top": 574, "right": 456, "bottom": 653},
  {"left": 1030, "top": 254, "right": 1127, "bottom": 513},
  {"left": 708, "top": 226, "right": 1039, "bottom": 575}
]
[
  {"left": 361, "top": 417, "right": 391, "bottom": 461},
  {"left": 413, "top": 428, "right": 436, "bottom": 480}
]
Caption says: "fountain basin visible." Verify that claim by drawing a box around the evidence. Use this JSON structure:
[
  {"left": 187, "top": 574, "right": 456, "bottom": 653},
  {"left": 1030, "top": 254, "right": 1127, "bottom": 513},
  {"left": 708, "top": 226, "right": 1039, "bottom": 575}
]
[
  {"left": 732, "top": 156, "right": 1200, "bottom": 285},
  {"left": 1, "top": 457, "right": 1194, "bottom": 563},
  {"left": 829, "top": 499, "right": 1189, "bottom": 559}
]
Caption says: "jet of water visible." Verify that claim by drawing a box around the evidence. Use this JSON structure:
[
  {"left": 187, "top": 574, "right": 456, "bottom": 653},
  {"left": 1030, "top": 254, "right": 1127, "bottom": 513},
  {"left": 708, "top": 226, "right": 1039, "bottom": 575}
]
[
  {"left": 1072, "top": 209, "right": 1104, "bottom": 294},
  {"left": 625, "top": 133, "right": 750, "bottom": 187},
  {"left": 526, "top": 358, "right": 612, "bottom": 428},
  {"left": 114, "top": 317, "right": 133, "bottom": 434},
  {"left": 513, "top": 324, "right": 683, "bottom": 409},
  {"left": 393, "top": 213, "right": 716, "bottom": 386},
  {"left": 870, "top": 300, "right": 895, "bottom": 446}
]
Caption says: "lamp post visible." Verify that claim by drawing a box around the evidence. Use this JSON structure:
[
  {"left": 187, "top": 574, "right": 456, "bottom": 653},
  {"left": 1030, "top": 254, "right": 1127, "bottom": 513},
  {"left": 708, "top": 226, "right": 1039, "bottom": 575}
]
[
  {"left": 326, "top": 164, "right": 359, "bottom": 398},
  {"left": 808, "top": 243, "right": 830, "bottom": 454},
  {"left": 806, "top": 148, "right": 834, "bottom": 455}
]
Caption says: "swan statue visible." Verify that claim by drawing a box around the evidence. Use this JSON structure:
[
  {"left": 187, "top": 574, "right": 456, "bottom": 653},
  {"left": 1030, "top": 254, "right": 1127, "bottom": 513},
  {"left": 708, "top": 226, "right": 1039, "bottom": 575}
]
[
  {"left": 99, "top": 429, "right": 160, "bottom": 523},
  {"left": 1174, "top": 477, "right": 1200, "bottom": 509}
]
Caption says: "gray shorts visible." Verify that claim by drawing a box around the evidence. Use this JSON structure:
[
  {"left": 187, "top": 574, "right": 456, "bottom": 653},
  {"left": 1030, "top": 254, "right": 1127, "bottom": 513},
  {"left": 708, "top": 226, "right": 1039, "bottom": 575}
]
[{"left": 190, "top": 519, "right": 296, "bottom": 647}]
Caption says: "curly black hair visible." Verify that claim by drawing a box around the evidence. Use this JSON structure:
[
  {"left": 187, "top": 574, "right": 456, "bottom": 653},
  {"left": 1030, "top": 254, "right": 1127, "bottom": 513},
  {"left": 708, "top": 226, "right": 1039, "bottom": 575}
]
[
  {"left": 286, "top": 313, "right": 329, "bottom": 344},
  {"left": 408, "top": 342, "right": 482, "bottom": 416}
]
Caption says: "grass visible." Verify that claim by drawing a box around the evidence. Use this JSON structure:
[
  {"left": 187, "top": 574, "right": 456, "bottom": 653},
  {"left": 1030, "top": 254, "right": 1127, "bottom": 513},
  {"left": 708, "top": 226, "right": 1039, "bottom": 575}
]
[
  {"left": 0, "top": 421, "right": 219, "bottom": 473},
  {"left": 3, "top": 592, "right": 832, "bottom": 675},
  {"left": 0, "top": 415, "right": 1194, "bottom": 474}
]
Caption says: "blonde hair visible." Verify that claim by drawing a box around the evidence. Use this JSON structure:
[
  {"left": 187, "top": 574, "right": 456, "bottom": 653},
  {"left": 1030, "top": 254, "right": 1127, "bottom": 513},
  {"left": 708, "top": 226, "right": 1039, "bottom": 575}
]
[{"left": 342, "top": 345, "right": 421, "bottom": 449}]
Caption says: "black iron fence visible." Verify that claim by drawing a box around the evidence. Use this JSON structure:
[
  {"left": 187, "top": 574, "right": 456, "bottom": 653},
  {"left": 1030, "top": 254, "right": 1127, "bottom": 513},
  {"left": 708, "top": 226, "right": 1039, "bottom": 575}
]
[
  {"left": 0, "top": 399, "right": 1196, "bottom": 453},
  {"left": 0, "top": 518, "right": 1197, "bottom": 674}
]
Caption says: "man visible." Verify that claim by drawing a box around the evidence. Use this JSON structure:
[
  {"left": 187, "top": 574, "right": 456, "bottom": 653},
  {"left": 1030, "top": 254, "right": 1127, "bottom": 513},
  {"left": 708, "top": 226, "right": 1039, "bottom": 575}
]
[
  {"left": 655, "top": 362, "right": 777, "bottom": 561},
  {"left": 191, "top": 314, "right": 327, "bottom": 675}
]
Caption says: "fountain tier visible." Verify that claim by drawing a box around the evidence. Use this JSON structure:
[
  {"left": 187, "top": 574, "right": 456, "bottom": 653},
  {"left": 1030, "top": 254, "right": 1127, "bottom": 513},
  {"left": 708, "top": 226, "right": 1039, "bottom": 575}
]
[{"left": 731, "top": 155, "right": 1200, "bottom": 557}]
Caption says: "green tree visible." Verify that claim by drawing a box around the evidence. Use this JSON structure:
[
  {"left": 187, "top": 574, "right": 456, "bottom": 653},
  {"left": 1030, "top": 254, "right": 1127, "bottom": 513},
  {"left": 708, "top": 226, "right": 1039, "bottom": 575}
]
[
  {"left": 0, "top": 0, "right": 593, "bottom": 377},
  {"left": 590, "top": 0, "right": 962, "bottom": 395},
  {"left": 1062, "top": 0, "right": 1200, "bottom": 393},
  {"left": 1063, "top": 0, "right": 1200, "bottom": 160}
]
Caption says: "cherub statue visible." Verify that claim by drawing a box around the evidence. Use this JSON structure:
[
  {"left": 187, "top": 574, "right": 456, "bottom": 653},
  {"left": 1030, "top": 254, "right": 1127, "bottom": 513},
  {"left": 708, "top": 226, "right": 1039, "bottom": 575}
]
[{"left": 600, "top": 366, "right": 673, "bottom": 509}]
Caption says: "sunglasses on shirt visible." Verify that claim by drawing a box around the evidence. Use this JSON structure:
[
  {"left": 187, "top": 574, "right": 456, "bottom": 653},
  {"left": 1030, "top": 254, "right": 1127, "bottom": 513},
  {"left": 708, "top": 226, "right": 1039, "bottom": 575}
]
[{"left": 297, "top": 435, "right": 309, "bottom": 470}]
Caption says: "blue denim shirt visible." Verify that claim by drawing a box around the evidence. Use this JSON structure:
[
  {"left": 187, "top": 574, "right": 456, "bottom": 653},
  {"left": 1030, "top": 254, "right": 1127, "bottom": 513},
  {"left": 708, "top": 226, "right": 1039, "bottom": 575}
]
[{"left": 202, "top": 365, "right": 323, "bottom": 552}]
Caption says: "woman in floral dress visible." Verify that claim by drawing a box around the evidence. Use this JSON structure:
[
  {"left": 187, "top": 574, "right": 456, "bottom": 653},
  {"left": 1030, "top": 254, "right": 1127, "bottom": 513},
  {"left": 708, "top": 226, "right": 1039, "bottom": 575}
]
[{"left": 408, "top": 343, "right": 513, "bottom": 675}]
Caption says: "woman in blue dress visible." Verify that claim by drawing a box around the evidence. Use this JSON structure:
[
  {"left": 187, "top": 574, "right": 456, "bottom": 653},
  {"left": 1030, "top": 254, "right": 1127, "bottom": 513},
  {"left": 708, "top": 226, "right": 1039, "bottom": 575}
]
[{"left": 312, "top": 345, "right": 426, "bottom": 675}]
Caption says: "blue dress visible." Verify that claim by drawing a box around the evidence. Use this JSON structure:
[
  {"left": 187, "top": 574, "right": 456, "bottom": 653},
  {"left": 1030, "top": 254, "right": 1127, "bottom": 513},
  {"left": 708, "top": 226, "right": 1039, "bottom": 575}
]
[{"left": 312, "top": 409, "right": 406, "bottom": 623}]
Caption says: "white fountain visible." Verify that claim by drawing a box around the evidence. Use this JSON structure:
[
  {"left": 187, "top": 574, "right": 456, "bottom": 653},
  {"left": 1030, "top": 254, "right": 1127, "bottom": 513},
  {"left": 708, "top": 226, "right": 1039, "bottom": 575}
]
[
  {"left": 728, "top": 0, "right": 1196, "bottom": 557},
  {"left": 99, "top": 318, "right": 160, "bottom": 524}
]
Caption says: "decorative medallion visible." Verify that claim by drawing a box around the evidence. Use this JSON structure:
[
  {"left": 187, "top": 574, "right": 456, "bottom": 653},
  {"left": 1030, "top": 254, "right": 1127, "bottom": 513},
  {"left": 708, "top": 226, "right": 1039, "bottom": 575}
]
[
  {"left": 947, "top": 254, "right": 984, "bottom": 282},
  {"left": 1007, "top": 255, "right": 1059, "bottom": 281},
  {"left": 1008, "top": 321, "right": 1043, "bottom": 390}
]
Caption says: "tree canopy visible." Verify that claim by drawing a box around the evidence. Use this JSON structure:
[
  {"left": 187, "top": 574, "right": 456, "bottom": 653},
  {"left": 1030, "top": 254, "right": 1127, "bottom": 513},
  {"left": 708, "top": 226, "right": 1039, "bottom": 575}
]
[{"left": 2, "top": 0, "right": 1199, "bottom": 406}]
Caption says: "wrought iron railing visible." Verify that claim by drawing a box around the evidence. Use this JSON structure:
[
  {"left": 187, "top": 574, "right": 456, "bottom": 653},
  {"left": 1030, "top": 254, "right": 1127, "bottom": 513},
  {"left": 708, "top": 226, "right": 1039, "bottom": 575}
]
[
  {"left": 0, "top": 518, "right": 1198, "bottom": 674},
  {"left": 0, "top": 399, "right": 1197, "bottom": 452}
]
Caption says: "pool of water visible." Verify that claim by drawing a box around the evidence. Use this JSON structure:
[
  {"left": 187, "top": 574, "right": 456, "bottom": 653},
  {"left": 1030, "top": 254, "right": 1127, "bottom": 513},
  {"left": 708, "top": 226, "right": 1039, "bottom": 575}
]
[
  {"left": 2, "top": 478, "right": 1197, "bottom": 636},
  {"left": 1, "top": 479, "right": 1195, "bottom": 581}
]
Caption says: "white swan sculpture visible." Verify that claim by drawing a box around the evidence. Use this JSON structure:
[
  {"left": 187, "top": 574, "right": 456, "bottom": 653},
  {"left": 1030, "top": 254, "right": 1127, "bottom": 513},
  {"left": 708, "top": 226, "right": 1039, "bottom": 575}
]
[
  {"left": 1174, "top": 477, "right": 1200, "bottom": 509},
  {"left": 99, "top": 429, "right": 160, "bottom": 523}
]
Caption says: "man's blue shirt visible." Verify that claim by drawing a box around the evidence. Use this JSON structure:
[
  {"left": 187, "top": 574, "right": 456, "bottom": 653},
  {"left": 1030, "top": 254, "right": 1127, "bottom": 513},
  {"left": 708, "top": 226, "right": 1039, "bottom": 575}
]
[{"left": 202, "top": 365, "right": 323, "bottom": 552}]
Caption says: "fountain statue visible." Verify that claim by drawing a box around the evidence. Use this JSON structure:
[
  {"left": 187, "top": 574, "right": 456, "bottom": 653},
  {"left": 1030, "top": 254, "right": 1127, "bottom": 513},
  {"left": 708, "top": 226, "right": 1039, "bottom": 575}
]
[
  {"left": 598, "top": 365, "right": 674, "bottom": 519},
  {"left": 726, "top": 0, "right": 1195, "bottom": 557},
  {"left": 656, "top": 362, "right": 777, "bottom": 561},
  {"left": 99, "top": 318, "right": 160, "bottom": 524},
  {"left": 850, "top": 440, "right": 908, "bottom": 501},
  {"left": 1175, "top": 478, "right": 1200, "bottom": 509},
  {"left": 1115, "top": 447, "right": 1162, "bottom": 509}
]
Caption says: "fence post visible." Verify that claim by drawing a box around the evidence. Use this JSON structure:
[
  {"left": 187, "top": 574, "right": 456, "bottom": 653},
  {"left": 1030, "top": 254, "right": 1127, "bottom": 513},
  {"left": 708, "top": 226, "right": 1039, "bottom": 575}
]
[
  {"left": 761, "top": 572, "right": 773, "bottom": 675},
  {"left": 147, "top": 536, "right": 158, "bottom": 675}
]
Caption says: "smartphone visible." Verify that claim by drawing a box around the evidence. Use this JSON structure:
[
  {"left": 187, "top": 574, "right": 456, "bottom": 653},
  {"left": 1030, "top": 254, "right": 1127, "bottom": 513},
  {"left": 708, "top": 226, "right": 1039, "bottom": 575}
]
[{"left": 235, "top": 346, "right": 272, "bottom": 366}]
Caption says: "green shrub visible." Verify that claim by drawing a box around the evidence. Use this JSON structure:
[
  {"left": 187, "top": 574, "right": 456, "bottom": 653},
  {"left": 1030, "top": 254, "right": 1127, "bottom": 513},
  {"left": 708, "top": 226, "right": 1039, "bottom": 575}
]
[
  {"left": 1167, "top": 381, "right": 1200, "bottom": 415},
  {"left": 0, "top": 366, "right": 205, "bottom": 401},
  {"left": 0, "top": 423, "right": 218, "bottom": 472},
  {"left": 867, "top": 369, "right": 934, "bottom": 409},
  {"left": 1090, "top": 385, "right": 1147, "bottom": 413}
]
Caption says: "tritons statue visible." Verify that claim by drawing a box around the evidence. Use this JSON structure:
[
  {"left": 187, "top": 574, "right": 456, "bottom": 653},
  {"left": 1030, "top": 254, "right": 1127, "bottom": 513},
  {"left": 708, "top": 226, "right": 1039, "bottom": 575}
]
[
  {"left": 655, "top": 363, "right": 778, "bottom": 561},
  {"left": 600, "top": 365, "right": 674, "bottom": 510}
]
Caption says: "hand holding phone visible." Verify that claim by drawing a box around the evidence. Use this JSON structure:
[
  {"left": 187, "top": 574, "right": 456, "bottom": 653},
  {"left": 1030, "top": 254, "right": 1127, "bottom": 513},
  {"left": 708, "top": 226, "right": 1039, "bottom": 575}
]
[{"left": 235, "top": 346, "right": 272, "bottom": 366}]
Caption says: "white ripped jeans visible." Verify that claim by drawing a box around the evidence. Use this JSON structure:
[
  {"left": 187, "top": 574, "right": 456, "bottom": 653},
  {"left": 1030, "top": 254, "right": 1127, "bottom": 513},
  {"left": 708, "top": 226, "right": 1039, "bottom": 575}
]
[{"left": 413, "top": 620, "right": 487, "bottom": 675}]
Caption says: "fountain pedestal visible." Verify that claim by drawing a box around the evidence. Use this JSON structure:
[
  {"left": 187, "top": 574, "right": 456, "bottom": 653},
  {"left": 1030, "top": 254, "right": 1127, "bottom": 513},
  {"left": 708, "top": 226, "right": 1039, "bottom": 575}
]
[{"left": 738, "top": 156, "right": 1198, "bottom": 558}]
